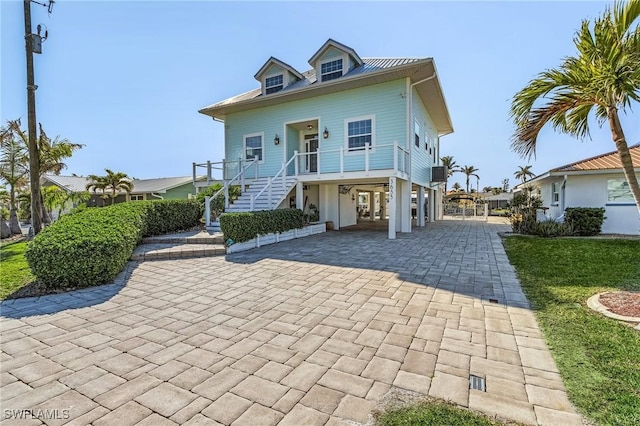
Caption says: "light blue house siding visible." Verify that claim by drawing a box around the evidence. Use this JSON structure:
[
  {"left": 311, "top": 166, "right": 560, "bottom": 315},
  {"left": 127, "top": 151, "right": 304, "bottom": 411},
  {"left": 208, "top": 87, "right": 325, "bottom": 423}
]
[
  {"left": 411, "top": 85, "right": 439, "bottom": 187},
  {"left": 224, "top": 79, "right": 410, "bottom": 177}
]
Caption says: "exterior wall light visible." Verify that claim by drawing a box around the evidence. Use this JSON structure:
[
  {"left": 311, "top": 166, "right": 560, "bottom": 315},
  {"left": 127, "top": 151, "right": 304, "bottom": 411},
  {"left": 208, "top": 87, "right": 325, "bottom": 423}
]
[
  {"left": 323, "top": 127, "right": 329, "bottom": 139},
  {"left": 274, "top": 135, "right": 280, "bottom": 145}
]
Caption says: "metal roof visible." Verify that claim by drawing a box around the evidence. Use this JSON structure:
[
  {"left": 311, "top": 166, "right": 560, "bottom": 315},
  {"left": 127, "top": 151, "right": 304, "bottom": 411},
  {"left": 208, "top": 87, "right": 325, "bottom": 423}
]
[
  {"left": 200, "top": 57, "right": 454, "bottom": 135},
  {"left": 550, "top": 143, "right": 640, "bottom": 172},
  {"left": 42, "top": 175, "right": 194, "bottom": 194},
  {"left": 516, "top": 143, "right": 640, "bottom": 189}
]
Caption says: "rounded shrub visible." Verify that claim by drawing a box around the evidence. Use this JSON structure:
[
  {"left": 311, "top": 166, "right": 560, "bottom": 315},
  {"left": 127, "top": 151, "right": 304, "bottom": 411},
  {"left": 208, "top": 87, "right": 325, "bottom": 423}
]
[
  {"left": 220, "top": 208, "right": 303, "bottom": 243},
  {"left": 26, "top": 200, "right": 203, "bottom": 289}
]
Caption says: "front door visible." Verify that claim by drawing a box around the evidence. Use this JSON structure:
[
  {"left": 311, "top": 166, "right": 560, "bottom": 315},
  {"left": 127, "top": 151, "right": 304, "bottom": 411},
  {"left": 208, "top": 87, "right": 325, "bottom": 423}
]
[{"left": 304, "top": 134, "right": 319, "bottom": 173}]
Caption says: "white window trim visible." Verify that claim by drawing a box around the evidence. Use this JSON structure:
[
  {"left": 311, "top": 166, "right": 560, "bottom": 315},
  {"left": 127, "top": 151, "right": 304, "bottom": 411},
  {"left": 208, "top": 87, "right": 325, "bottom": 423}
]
[
  {"left": 344, "top": 114, "right": 376, "bottom": 154},
  {"left": 264, "top": 73, "right": 285, "bottom": 95},
  {"left": 243, "top": 132, "right": 265, "bottom": 164},
  {"left": 551, "top": 182, "right": 560, "bottom": 205},
  {"left": 318, "top": 53, "right": 347, "bottom": 82}
]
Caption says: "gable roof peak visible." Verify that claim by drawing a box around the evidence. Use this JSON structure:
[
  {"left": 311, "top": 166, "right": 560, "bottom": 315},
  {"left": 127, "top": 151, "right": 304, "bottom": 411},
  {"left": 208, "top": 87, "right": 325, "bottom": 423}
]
[
  {"left": 254, "top": 56, "right": 303, "bottom": 81},
  {"left": 308, "top": 38, "right": 363, "bottom": 67}
]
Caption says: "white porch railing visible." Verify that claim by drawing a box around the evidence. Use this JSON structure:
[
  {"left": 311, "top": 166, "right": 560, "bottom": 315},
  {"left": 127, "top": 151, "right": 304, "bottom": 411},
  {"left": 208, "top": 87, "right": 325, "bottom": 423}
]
[
  {"left": 251, "top": 152, "right": 299, "bottom": 210},
  {"left": 203, "top": 157, "right": 258, "bottom": 227},
  {"left": 193, "top": 158, "right": 260, "bottom": 186},
  {"left": 295, "top": 142, "right": 409, "bottom": 175}
]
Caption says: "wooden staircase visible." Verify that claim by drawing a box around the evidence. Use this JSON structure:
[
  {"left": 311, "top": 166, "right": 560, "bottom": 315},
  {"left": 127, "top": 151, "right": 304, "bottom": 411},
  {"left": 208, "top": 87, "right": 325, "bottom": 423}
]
[{"left": 225, "top": 177, "right": 298, "bottom": 213}]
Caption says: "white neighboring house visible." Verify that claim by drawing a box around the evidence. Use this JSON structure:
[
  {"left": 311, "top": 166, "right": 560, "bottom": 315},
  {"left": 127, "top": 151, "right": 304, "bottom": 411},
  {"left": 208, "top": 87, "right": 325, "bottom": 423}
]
[{"left": 517, "top": 143, "right": 639, "bottom": 235}]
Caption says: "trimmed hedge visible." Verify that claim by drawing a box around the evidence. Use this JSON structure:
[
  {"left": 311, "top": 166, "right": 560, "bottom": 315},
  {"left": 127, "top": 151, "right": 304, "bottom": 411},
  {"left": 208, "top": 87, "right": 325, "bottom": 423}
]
[
  {"left": 220, "top": 208, "right": 303, "bottom": 243},
  {"left": 26, "top": 200, "right": 202, "bottom": 288},
  {"left": 564, "top": 207, "right": 606, "bottom": 236}
]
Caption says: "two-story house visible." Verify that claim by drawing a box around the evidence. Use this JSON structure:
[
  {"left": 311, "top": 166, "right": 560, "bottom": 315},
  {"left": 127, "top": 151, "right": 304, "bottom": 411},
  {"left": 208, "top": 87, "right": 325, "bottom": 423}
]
[{"left": 196, "top": 39, "right": 453, "bottom": 239}]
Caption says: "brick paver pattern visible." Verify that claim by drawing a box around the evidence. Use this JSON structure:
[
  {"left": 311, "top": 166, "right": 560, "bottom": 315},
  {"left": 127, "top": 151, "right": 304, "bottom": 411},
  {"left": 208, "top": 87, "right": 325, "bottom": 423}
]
[{"left": 0, "top": 220, "right": 583, "bottom": 425}]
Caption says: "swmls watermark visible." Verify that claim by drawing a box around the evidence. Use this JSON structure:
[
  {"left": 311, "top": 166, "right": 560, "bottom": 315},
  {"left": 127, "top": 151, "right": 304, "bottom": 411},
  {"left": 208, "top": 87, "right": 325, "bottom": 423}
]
[{"left": 3, "top": 408, "right": 70, "bottom": 420}]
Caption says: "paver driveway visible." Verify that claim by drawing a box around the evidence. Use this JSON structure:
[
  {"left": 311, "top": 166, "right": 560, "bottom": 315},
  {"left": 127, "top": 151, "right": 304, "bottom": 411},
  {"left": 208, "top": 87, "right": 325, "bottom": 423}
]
[{"left": 0, "top": 220, "right": 583, "bottom": 425}]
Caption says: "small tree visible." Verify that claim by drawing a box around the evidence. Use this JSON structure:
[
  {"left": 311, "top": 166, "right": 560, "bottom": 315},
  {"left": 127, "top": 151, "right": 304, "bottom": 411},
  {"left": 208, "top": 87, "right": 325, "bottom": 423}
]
[
  {"left": 508, "top": 186, "right": 543, "bottom": 234},
  {"left": 440, "top": 156, "right": 459, "bottom": 195},
  {"left": 514, "top": 165, "right": 535, "bottom": 184},
  {"left": 196, "top": 184, "right": 241, "bottom": 221},
  {"left": 460, "top": 165, "right": 479, "bottom": 193},
  {"left": 86, "top": 169, "right": 133, "bottom": 205}
]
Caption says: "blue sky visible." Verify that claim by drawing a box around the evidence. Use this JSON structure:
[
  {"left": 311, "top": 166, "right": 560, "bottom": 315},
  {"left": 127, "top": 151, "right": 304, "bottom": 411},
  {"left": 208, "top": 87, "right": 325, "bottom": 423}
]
[{"left": 2, "top": 1, "right": 639, "bottom": 190}]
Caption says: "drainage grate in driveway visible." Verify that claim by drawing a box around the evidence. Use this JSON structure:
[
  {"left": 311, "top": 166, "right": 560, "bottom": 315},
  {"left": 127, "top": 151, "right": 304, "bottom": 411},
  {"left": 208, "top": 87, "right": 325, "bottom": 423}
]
[{"left": 469, "top": 375, "right": 486, "bottom": 391}]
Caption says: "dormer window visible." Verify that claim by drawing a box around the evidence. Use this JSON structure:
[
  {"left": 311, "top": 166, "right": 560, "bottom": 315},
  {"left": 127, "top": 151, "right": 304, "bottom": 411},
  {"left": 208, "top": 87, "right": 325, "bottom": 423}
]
[
  {"left": 265, "top": 74, "right": 284, "bottom": 94},
  {"left": 320, "top": 59, "right": 343, "bottom": 82}
]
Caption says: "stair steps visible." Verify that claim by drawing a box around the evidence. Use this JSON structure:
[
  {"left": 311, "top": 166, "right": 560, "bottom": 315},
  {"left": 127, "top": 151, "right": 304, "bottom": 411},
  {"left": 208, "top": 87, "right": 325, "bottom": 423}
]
[{"left": 132, "top": 229, "right": 226, "bottom": 261}]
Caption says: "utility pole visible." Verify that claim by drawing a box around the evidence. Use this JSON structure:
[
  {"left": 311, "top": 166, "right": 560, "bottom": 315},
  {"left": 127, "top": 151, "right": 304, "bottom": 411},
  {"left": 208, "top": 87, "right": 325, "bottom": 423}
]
[{"left": 23, "top": 0, "right": 43, "bottom": 234}]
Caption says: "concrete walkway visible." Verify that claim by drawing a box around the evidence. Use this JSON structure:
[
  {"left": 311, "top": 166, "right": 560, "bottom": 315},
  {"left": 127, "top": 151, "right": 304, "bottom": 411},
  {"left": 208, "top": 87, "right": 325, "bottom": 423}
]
[{"left": 0, "top": 220, "right": 583, "bottom": 425}]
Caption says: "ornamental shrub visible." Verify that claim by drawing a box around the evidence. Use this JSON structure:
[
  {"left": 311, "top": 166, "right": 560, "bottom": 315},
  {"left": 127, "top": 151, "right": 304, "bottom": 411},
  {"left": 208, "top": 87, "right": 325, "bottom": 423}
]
[
  {"left": 26, "top": 200, "right": 202, "bottom": 289},
  {"left": 220, "top": 208, "right": 303, "bottom": 243},
  {"left": 527, "top": 218, "right": 574, "bottom": 238},
  {"left": 564, "top": 207, "right": 606, "bottom": 236}
]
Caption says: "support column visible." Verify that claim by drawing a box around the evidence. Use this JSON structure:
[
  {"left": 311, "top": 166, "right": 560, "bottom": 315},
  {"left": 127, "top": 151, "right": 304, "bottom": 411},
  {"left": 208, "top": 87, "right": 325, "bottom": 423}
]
[
  {"left": 320, "top": 184, "right": 340, "bottom": 229},
  {"left": 369, "top": 191, "right": 375, "bottom": 221},
  {"left": 388, "top": 177, "right": 396, "bottom": 239},
  {"left": 417, "top": 186, "right": 426, "bottom": 227},
  {"left": 296, "top": 182, "right": 304, "bottom": 210},
  {"left": 400, "top": 180, "right": 411, "bottom": 233},
  {"left": 379, "top": 191, "right": 386, "bottom": 220}
]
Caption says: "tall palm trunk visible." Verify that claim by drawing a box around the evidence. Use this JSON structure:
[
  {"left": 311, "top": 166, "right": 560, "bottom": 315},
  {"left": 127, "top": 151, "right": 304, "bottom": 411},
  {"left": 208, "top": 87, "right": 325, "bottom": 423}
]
[
  {"left": 8, "top": 190, "right": 22, "bottom": 235},
  {"left": 40, "top": 192, "right": 52, "bottom": 225},
  {"left": 607, "top": 107, "right": 640, "bottom": 216}
]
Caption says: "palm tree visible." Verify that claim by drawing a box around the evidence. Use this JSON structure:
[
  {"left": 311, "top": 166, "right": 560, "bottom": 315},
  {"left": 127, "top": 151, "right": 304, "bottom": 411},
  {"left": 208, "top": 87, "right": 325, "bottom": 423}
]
[
  {"left": 460, "top": 165, "right": 480, "bottom": 193},
  {"left": 37, "top": 124, "right": 83, "bottom": 223},
  {"left": 0, "top": 120, "right": 29, "bottom": 235},
  {"left": 86, "top": 169, "right": 133, "bottom": 205},
  {"left": 440, "top": 156, "right": 459, "bottom": 195},
  {"left": 0, "top": 119, "right": 82, "bottom": 229},
  {"left": 511, "top": 0, "right": 640, "bottom": 215},
  {"left": 514, "top": 165, "right": 535, "bottom": 184},
  {"left": 452, "top": 182, "right": 462, "bottom": 192}
]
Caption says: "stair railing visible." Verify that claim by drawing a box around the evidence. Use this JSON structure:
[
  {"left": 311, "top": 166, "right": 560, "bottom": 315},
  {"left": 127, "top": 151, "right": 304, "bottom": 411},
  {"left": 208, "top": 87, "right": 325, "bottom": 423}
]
[
  {"left": 251, "top": 151, "right": 298, "bottom": 210},
  {"left": 204, "top": 157, "right": 258, "bottom": 227}
]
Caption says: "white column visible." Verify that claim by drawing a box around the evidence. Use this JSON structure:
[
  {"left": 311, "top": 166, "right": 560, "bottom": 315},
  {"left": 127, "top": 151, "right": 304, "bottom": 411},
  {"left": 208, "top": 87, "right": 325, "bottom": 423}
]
[
  {"left": 369, "top": 191, "right": 375, "bottom": 221},
  {"left": 320, "top": 184, "right": 340, "bottom": 229},
  {"left": 437, "top": 185, "right": 444, "bottom": 220},
  {"left": 388, "top": 177, "right": 396, "bottom": 239},
  {"left": 296, "top": 182, "right": 304, "bottom": 210},
  {"left": 379, "top": 191, "right": 386, "bottom": 219},
  {"left": 429, "top": 188, "right": 436, "bottom": 222},
  {"left": 417, "top": 186, "right": 426, "bottom": 227},
  {"left": 400, "top": 180, "right": 411, "bottom": 233}
]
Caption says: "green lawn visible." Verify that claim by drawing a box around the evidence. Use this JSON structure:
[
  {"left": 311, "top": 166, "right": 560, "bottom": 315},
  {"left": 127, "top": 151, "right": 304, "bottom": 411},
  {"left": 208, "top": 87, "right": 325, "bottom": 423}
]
[
  {"left": 376, "top": 399, "right": 517, "bottom": 426},
  {"left": 0, "top": 240, "right": 35, "bottom": 299},
  {"left": 503, "top": 237, "right": 640, "bottom": 426}
]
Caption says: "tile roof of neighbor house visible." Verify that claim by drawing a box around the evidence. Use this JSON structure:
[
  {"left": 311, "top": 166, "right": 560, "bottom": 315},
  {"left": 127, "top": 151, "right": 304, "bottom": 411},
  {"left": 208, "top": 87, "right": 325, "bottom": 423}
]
[
  {"left": 43, "top": 175, "right": 194, "bottom": 194},
  {"left": 551, "top": 143, "right": 640, "bottom": 172}
]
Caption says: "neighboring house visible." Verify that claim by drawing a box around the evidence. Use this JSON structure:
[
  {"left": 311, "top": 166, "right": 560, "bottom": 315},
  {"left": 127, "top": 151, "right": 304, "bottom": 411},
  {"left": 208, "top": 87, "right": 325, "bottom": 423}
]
[
  {"left": 481, "top": 192, "right": 513, "bottom": 214},
  {"left": 197, "top": 39, "right": 453, "bottom": 238},
  {"left": 41, "top": 175, "right": 197, "bottom": 212},
  {"left": 516, "top": 144, "right": 639, "bottom": 235}
]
